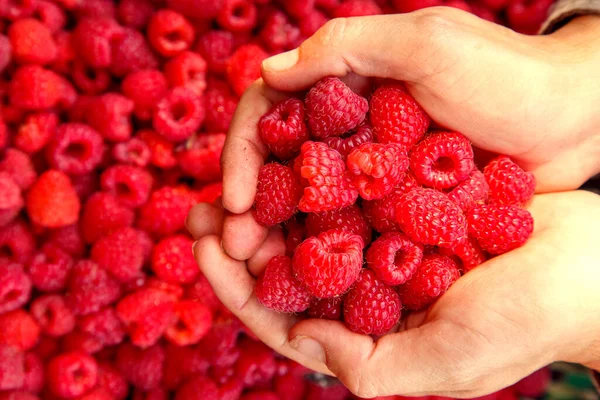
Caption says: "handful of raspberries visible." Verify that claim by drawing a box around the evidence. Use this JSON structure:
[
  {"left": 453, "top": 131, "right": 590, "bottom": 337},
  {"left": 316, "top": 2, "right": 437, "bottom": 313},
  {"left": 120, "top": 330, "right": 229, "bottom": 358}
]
[{"left": 253, "top": 77, "right": 535, "bottom": 336}]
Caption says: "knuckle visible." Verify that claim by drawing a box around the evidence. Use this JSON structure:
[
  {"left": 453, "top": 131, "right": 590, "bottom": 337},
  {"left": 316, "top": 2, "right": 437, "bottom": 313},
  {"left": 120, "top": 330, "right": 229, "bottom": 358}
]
[
  {"left": 311, "top": 18, "right": 349, "bottom": 48},
  {"left": 335, "top": 367, "right": 378, "bottom": 399}
]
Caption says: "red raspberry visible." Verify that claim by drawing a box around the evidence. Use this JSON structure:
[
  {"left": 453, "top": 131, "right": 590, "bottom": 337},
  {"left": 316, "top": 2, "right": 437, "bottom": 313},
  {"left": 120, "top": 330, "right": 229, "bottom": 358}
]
[
  {"left": 74, "top": 0, "right": 116, "bottom": 18},
  {"left": 305, "top": 379, "right": 350, "bottom": 400},
  {"left": 0, "top": 173, "right": 23, "bottom": 227},
  {"left": 71, "top": 173, "right": 100, "bottom": 202},
  {"left": 194, "top": 182, "right": 223, "bottom": 204},
  {"left": 164, "top": 51, "right": 208, "bottom": 96},
  {"left": 22, "top": 352, "right": 43, "bottom": 394},
  {"left": 322, "top": 121, "right": 373, "bottom": 160},
  {"left": 66, "top": 260, "right": 121, "bottom": 316},
  {"left": 34, "top": 2, "right": 64, "bottom": 33},
  {"left": 283, "top": 0, "right": 315, "bottom": 18},
  {"left": 0, "top": 220, "right": 36, "bottom": 265},
  {"left": 218, "top": 0, "right": 257, "bottom": 32},
  {"left": 483, "top": 156, "right": 536, "bottom": 206},
  {"left": 447, "top": 170, "right": 489, "bottom": 212},
  {"left": 366, "top": 232, "right": 423, "bottom": 286},
  {"left": 0, "top": 393, "right": 38, "bottom": 400},
  {"left": 153, "top": 87, "right": 205, "bottom": 143},
  {"left": 292, "top": 229, "right": 363, "bottom": 298},
  {"left": 370, "top": 82, "right": 430, "bottom": 148},
  {"left": 100, "top": 165, "right": 153, "bottom": 208},
  {"left": 30, "top": 294, "right": 75, "bottom": 337},
  {"left": 165, "top": 300, "right": 213, "bottom": 346},
  {"left": 255, "top": 255, "right": 312, "bottom": 313},
  {"left": 121, "top": 70, "right": 168, "bottom": 121},
  {"left": 46, "top": 123, "right": 105, "bottom": 176},
  {"left": 72, "top": 18, "right": 124, "bottom": 68},
  {"left": 296, "top": 141, "right": 358, "bottom": 212},
  {"left": 14, "top": 111, "right": 58, "bottom": 154},
  {"left": 306, "top": 204, "right": 372, "bottom": 246},
  {"left": 71, "top": 61, "right": 111, "bottom": 95},
  {"left": 347, "top": 142, "right": 408, "bottom": 200},
  {"left": 333, "top": 0, "right": 383, "bottom": 17},
  {"left": 0, "top": 310, "right": 40, "bottom": 350},
  {"left": 116, "top": 343, "right": 165, "bottom": 391},
  {"left": 299, "top": 10, "right": 328, "bottom": 36},
  {"left": 175, "top": 375, "right": 219, "bottom": 400},
  {"left": 133, "top": 389, "right": 169, "bottom": 400},
  {"left": 117, "top": 0, "right": 155, "bottom": 29},
  {"left": 204, "top": 80, "right": 238, "bottom": 132},
  {"left": 110, "top": 28, "right": 159, "bottom": 77},
  {"left": 396, "top": 188, "right": 467, "bottom": 247},
  {"left": 226, "top": 44, "right": 268, "bottom": 96},
  {"left": 440, "top": 237, "right": 487, "bottom": 272},
  {"left": 162, "top": 342, "right": 209, "bottom": 390},
  {"left": 392, "top": 0, "right": 440, "bottom": 12},
  {"left": 142, "top": 277, "right": 184, "bottom": 300},
  {"left": 59, "top": 329, "right": 102, "bottom": 354},
  {"left": 195, "top": 31, "right": 235, "bottom": 75},
  {"left": 151, "top": 235, "right": 199, "bottom": 284},
  {"left": 78, "top": 308, "right": 126, "bottom": 346},
  {"left": 32, "top": 335, "right": 59, "bottom": 361},
  {"left": 176, "top": 133, "right": 226, "bottom": 182},
  {"left": 97, "top": 362, "right": 128, "bottom": 400},
  {"left": 116, "top": 288, "right": 176, "bottom": 348},
  {"left": 26, "top": 170, "right": 80, "bottom": 228},
  {"left": 46, "top": 351, "right": 98, "bottom": 398},
  {"left": 139, "top": 129, "right": 178, "bottom": 167},
  {"left": 167, "top": 0, "right": 223, "bottom": 20},
  {"left": 410, "top": 131, "right": 475, "bottom": 189},
  {"left": 80, "top": 193, "right": 135, "bottom": 243},
  {"left": 137, "top": 186, "right": 194, "bottom": 236},
  {"left": 305, "top": 77, "right": 368, "bottom": 139},
  {"left": 236, "top": 340, "right": 277, "bottom": 387},
  {"left": 397, "top": 253, "right": 460, "bottom": 310},
  {"left": 0, "top": 263, "right": 31, "bottom": 314},
  {"left": 0, "top": 35, "right": 11, "bottom": 74},
  {"left": 0, "top": 345, "right": 25, "bottom": 390},
  {"left": 467, "top": 204, "right": 534, "bottom": 255},
  {"left": 343, "top": 269, "right": 401, "bottom": 335},
  {"left": 307, "top": 297, "right": 342, "bottom": 320},
  {"left": 46, "top": 224, "right": 85, "bottom": 258},
  {"left": 91, "top": 227, "right": 145, "bottom": 283},
  {"left": 0, "top": 149, "right": 36, "bottom": 191},
  {"left": 259, "top": 98, "right": 309, "bottom": 160},
  {"left": 147, "top": 9, "right": 194, "bottom": 57},
  {"left": 28, "top": 243, "right": 73, "bottom": 292},
  {"left": 507, "top": 0, "right": 553, "bottom": 35},
  {"left": 253, "top": 163, "right": 302, "bottom": 227},
  {"left": 10, "top": 65, "right": 63, "bottom": 110},
  {"left": 112, "top": 138, "right": 151, "bottom": 167},
  {"left": 86, "top": 93, "right": 135, "bottom": 142},
  {"left": 259, "top": 10, "right": 301, "bottom": 52},
  {"left": 514, "top": 367, "right": 550, "bottom": 398},
  {"left": 8, "top": 18, "right": 57, "bottom": 65},
  {"left": 284, "top": 217, "right": 306, "bottom": 257}
]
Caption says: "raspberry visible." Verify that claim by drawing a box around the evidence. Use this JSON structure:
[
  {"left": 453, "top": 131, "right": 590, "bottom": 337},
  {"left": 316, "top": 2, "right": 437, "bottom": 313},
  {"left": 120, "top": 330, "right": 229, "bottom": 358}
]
[
  {"left": 0, "top": 310, "right": 39, "bottom": 350},
  {"left": 78, "top": 308, "right": 126, "bottom": 346},
  {"left": 284, "top": 217, "right": 306, "bottom": 257},
  {"left": 46, "top": 351, "right": 98, "bottom": 398},
  {"left": 116, "top": 288, "right": 176, "bottom": 348},
  {"left": 299, "top": 10, "right": 328, "bottom": 36},
  {"left": 0, "top": 34, "right": 11, "bottom": 73},
  {"left": 167, "top": 0, "right": 223, "bottom": 20},
  {"left": 133, "top": 389, "right": 169, "bottom": 400},
  {"left": 0, "top": 0, "right": 37, "bottom": 20},
  {"left": 447, "top": 170, "right": 489, "bottom": 212},
  {"left": 0, "top": 220, "right": 36, "bottom": 265},
  {"left": 283, "top": 0, "right": 315, "bottom": 18},
  {"left": 297, "top": 141, "right": 358, "bottom": 212},
  {"left": 80, "top": 193, "right": 135, "bottom": 243},
  {"left": 305, "top": 77, "right": 368, "bottom": 139},
  {"left": 10, "top": 65, "right": 63, "bottom": 110},
  {"left": 71, "top": 61, "right": 111, "bottom": 95},
  {"left": 0, "top": 393, "right": 38, "bottom": 400},
  {"left": 72, "top": 18, "right": 124, "bottom": 68},
  {"left": 184, "top": 273, "right": 222, "bottom": 313},
  {"left": 366, "top": 232, "right": 423, "bottom": 286},
  {"left": 22, "top": 352, "right": 43, "bottom": 394},
  {"left": 195, "top": 31, "right": 235, "bottom": 75},
  {"left": 153, "top": 87, "right": 205, "bottom": 143},
  {"left": 226, "top": 44, "right": 268, "bottom": 96},
  {"left": 86, "top": 93, "right": 135, "bottom": 142},
  {"left": 259, "top": 98, "right": 309, "bottom": 160},
  {"left": 46, "top": 224, "right": 85, "bottom": 258},
  {"left": 194, "top": 182, "right": 223, "bottom": 204},
  {"left": 28, "top": 244, "right": 73, "bottom": 292},
  {"left": 483, "top": 156, "right": 536, "bottom": 206},
  {"left": 71, "top": 173, "right": 100, "bottom": 202},
  {"left": 467, "top": 205, "right": 534, "bottom": 255},
  {"left": 236, "top": 340, "right": 277, "bottom": 387},
  {"left": 306, "top": 204, "right": 372, "bottom": 246},
  {"left": 392, "top": 0, "right": 441, "bottom": 12},
  {"left": 204, "top": 80, "right": 238, "bottom": 132},
  {"left": 347, "top": 142, "right": 408, "bottom": 200},
  {"left": 440, "top": 237, "right": 487, "bottom": 272},
  {"left": 307, "top": 296, "right": 342, "bottom": 320},
  {"left": 253, "top": 163, "right": 302, "bottom": 227},
  {"left": 97, "top": 362, "right": 128, "bottom": 400},
  {"left": 137, "top": 186, "right": 194, "bottom": 236},
  {"left": 162, "top": 343, "right": 209, "bottom": 390},
  {"left": 507, "top": 0, "right": 553, "bottom": 34},
  {"left": 74, "top": 0, "right": 116, "bottom": 19},
  {"left": 110, "top": 28, "right": 159, "bottom": 77},
  {"left": 343, "top": 269, "right": 401, "bottom": 335},
  {"left": 514, "top": 367, "right": 550, "bottom": 398},
  {"left": 164, "top": 51, "right": 208, "bottom": 96},
  {"left": 8, "top": 18, "right": 57, "bottom": 65},
  {"left": 91, "top": 227, "right": 145, "bottom": 283},
  {"left": 370, "top": 82, "right": 430, "bottom": 148},
  {"left": 32, "top": 335, "right": 58, "bottom": 361},
  {"left": 100, "top": 165, "right": 153, "bottom": 208},
  {"left": 0, "top": 173, "right": 23, "bottom": 227},
  {"left": 112, "top": 138, "right": 151, "bottom": 167},
  {"left": 176, "top": 133, "right": 226, "bottom": 182},
  {"left": 116, "top": 343, "right": 165, "bottom": 391},
  {"left": 333, "top": 0, "right": 383, "bottom": 17},
  {"left": 30, "top": 294, "right": 75, "bottom": 337},
  {"left": 46, "top": 123, "right": 106, "bottom": 176},
  {"left": 121, "top": 70, "right": 168, "bottom": 121},
  {"left": 255, "top": 255, "right": 312, "bottom": 313},
  {"left": 292, "top": 229, "right": 363, "bottom": 298},
  {"left": 142, "top": 277, "right": 184, "bottom": 300},
  {"left": 259, "top": 10, "right": 301, "bottom": 52},
  {"left": 174, "top": 375, "right": 219, "bottom": 400},
  {"left": 147, "top": 9, "right": 195, "bottom": 57},
  {"left": 0, "top": 149, "right": 36, "bottom": 192},
  {"left": 0, "top": 345, "right": 25, "bottom": 390},
  {"left": 165, "top": 300, "right": 213, "bottom": 346},
  {"left": 305, "top": 379, "right": 350, "bottom": 400},
  {"left": 322, "top": 121, "right": 373, "bottom": 160},
  {"left": 151, "top": 235, "right": 199, "bottom": 284},
  {"left": 397, "top": 254, "right": 460, "bottom": 310},
  {"left": 396, "top": 188, "right": 468, "bottom": 247},
  {"left": 14, "top": 112, "right": 58, "bottom": 154},
  {"left": 0, "top": 263, "right": 31, "bottom": 314},
  {"left": 117, "top": 0, "right": 155, "bottom": 29},
  {"left": 66, "top": 260, "right": 121, "bottom": 315},
  {"left": 218, "top": 0, "right": 257, "bottom": 32},
  {"left": 59, "top": 329, "right": 102, "bottom": 354}
]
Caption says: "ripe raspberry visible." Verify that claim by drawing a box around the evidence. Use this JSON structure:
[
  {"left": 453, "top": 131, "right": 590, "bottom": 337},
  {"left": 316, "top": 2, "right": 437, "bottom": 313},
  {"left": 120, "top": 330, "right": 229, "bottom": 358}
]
[
  {"left": 514, "top": 367, "right": 550, "bottom": 398},
  {"left": 253, "top": 163, "right": 302, "bottom": 227},
  {"left": 147, "top": 9, "right": 194, "bottom": 57},
  {"left": 10, "top": 65, "right": 63, "bottom": 110},
  {"left": 28, "top": 244, "right": 73, "bottom": 292},
  {"left": 0, "top": 220, "right": 36, "bottom": 265},
  {"left": 296, "top": 141, "right": 358, "bottom": 212},
  {"left": 284, "top": 217, "right": 306, "bottom": 257},
  {"left": 306, "top": 204, "right": 372, "bottom": 246},
  {"left": 30, "top": 294, "right": 75, "bottom": 337},
  {"left": 0, "top": 149, "right": 36, "bottom": 192},
  {"left": 0, "top": 35, "right": 11, "bottom": 74},
  {"left": 46, "top": 123, "right": 105, "bottom": 176},
  {"left": 117, "top": 0, "right": 155, "bottom": 29},
  {"left": 292, "top": 229, "right": 363, "bottom": 298},
  {"left": 259, "top": 10, "right": 301, "bottom": 52},
  {"left": 218, "top": 0, "right": 257, "bottom": 32},
  {"left": 112, "top": 137, "right": 151, "bottom": 167},
  {"left": 305, "top": 379, "right": 350, "bottom": 400},
  {"left": 97, "top": 362, "right": 128, "bottom": 400},
  {"left": 255, "top": 255, "right": 312, "bottom": 313},
  {"left": 26, "top": 170, "right": 80, "bottom": 228},
  {"left": 110, "top": 28, "right": 158, "bottom": 77},
  {"left": 74, "top": 0, "right": 116, "bottom": 18},
  {"left": 0, "top": 310, "right": 40, "bottom": 350},
  {"left": 0, "top": 173, "right": 23, "bottom": 227},
  {"left": 0, "top": 263, "right": 31, "bottom": 314},
  {"left": 66, "top": 260, "right": 121, "bottom": 316},
  {"left": 236, "top": 340, "right": 277, "bottom": 387},
  {"left": 195, "top": 31, "right": 235, "bottom": 75},
  {"left": 483, "top": 156, "right": 536, "bottom": 206},
  {"left": 100, "top": 165, "right": 153, "bottom": 208},
  {"left": 137, "top": 186, "right": 194, "bottom": 236},
  {"left": 322, "top": 121, "right": 373, "bottom": 160},
  {"left": 8, "top": 18, "right": 57, "bottom": 65},
  {"left": 467, "top": 205, "right": 534, "bottom": 255},
  {"left": 366, "top": 232, "right": 423, "bottom": 286},
  {"left": 59, "top": 329, "right": 102, "bottom": 354},
  {"left": 333, "top": 0, "right": 383, "bottom": 17},
  {"left": 151, "top": 235, "right": 199, "bottom": 284},
  {"left": 46, "top": 351, "right": 98, "bottom": 398},
  {"left": 176, "top": 133, "right": 225, "bottom": 182},
  {"left": 116, "top": 288, "right": 176, "bottom": 348},
  {"left": 175, "top": 375, "right": 219, "bottom": 400},
  {"left": 91, "top": 227, "right": 145, "bottom": 283},
  {"left": 282, "top": 0, "right": 315, "bottom": 18},
  {"left": 153, "top": 87, "right": 205, "bottom": 143},
  {"left": 162, "top": 342, "right": 210, "bottom": 390},
  {"left": 410, "top": 131, "right": 475, "bottom": 189},
  {"left": 71, "top": 61, "right": 111, "bottom": 95},
  {"left": 166, "top": 0, "right": 223, "bottom": 20},
  {"left": 0, "top": 345, "right": 24, "bottom": 390},
  {"left": 507, "top": 0, "right": 553, "bottom": 35},
  {"left": 347, "top": 142, "right": 408, "bottom": 200},
  {"left": 14, "top": 111, "right": 58, "bottom": 154},
  {"left": 305, "top": 77, "right": 368, "bottom": 139},
  {"left": 22, "top": 352, "right": 43, "bottom": 394},
  {"left": 226, "top": 44, "right": 268, "bottom": 96},
  {"left": 46, "top": 224, "right": 85, "bottom": 258},
  {"left": 116, "top": 343, "right": 164, "bottom": 391},
  {"left": 440, "top": 237, "right": 487, "bottom": 272},
  {"left": 343, "top": 269, "right": 401, "bottom": 335},
  {"left": 259, "top": 98, "right": 309, "bottom": 160},
  {"left": 32, "top": 335, "right": 59, "bottom": 361},
  {"left": 194, "top": 182, "right": 223, "bottom": 204},
  {"left": 121, "top": 70, "right": 168, "bottom": 121},
  {"left": 204, "top": 80, "right": 237, "bottom": 132},
  {"left": 447, "top": 170, "right": 489, "bottom": 212},
  {"left": 164, "top": 51, "right": 208, "bottom": 97},
  {"left": 370, "top": 82, "right": 430, "bottom": 148},
  {"left": 86, "top": 93, "right": 135, "bottom": 142},
  {"left": 138, "top": 129, "right": 177, "bottom": 168},
  {"left": 72, "top": 18, "right": 124, "bottom": 68},
  {"left": 397, "top": 253, "right": 460, "bottom": 310},
  {"left": 396, "top": 188, "right": 467, "bottom": 247},
  {"left": 165, "top": 300, "right": 213, "bottom": 346},
  {"left": 80, "top": 193, "right": 135, "bottom": 243},
  {"left": 307, "top": 297, "right": 342, "bottom": 320},
  {"left": 78, "top": 308, "right": 126, "bottom": 347}
]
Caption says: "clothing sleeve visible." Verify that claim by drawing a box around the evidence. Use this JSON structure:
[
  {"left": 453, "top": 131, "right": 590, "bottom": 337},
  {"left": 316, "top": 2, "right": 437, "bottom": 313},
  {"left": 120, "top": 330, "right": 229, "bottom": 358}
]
[{"left": 540, "top": 0, "right": 600, "bottom": 34}]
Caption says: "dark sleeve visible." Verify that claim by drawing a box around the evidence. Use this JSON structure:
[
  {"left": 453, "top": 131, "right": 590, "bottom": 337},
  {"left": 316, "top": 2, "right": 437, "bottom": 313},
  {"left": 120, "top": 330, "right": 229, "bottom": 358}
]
[{"left": 540, "top": 0, "right": 600, "bottom": 33}]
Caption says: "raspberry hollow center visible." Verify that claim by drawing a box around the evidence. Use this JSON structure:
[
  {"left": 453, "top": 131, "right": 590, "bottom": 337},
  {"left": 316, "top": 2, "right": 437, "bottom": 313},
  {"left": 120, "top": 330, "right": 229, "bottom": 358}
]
[{"left": 434, "top": 156, "right": 455, "bottom": 172}]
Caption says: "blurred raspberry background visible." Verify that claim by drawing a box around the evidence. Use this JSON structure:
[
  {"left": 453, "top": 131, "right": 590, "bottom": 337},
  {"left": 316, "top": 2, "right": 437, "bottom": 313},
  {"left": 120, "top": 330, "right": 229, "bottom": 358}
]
[{"left": 0, "top": 0, "right": 595, "bottom": 399}]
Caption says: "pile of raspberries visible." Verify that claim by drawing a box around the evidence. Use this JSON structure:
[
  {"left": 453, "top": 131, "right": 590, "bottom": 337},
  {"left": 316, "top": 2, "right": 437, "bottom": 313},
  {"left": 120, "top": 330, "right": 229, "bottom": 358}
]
[{"left": 0, "top": 0, "right": 552, "bottom": 400}]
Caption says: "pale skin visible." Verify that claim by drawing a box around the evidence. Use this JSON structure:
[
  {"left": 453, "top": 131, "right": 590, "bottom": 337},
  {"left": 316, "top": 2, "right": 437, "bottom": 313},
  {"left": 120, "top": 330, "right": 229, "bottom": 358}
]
[{"left": 187, "top": 8, "right": 600, "bottom": 399}]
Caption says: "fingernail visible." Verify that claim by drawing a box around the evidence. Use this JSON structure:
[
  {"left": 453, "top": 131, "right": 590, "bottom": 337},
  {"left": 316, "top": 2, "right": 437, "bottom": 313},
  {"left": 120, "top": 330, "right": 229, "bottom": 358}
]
[
  {"left": 262, "top": 49, "right": 299, "bottom": 72},
  {"left": 290, "top": 336, "right": 325, "bottom": 364}
]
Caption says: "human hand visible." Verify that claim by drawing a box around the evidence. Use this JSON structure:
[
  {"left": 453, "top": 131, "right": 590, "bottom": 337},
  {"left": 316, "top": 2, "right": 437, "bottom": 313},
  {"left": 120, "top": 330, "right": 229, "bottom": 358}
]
[{"left": 189, "top": 190, "right": 600, "bottom": 398}]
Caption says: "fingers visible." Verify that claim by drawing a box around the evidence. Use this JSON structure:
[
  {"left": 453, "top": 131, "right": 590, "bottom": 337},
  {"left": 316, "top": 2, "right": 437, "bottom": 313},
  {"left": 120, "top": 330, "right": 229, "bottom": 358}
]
[
  {"left": 186, "top": 202, "right": 224, "bottom": 240},
  {"left": 222, "top": 210, "right": 269, "bottom": 261},
  {"left": 247, "top": 227, "right": 286, "bottom": 277}
]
